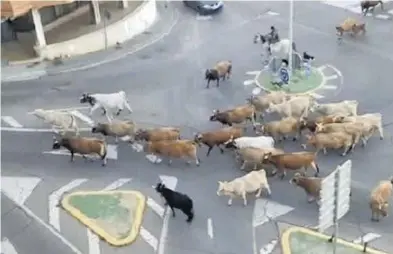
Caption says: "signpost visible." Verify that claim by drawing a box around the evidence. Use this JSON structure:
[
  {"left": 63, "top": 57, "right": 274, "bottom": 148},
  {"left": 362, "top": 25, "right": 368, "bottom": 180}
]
[{"left": 318, "top": 160, "right": 352, "bottom": 254}]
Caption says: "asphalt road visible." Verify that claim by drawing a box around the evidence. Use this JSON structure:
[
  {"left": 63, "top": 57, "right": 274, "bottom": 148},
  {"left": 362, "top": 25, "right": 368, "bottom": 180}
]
[{"left": 2, "top": 1, "right": 393, "bottom": 254}]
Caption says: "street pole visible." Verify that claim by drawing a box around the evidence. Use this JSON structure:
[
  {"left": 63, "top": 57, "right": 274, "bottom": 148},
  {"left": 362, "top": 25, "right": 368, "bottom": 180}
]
[
  {"left": 288, "top": 0, "right": 294, "bottom": 84},
  {"left": 332, "top": 170, "right": 339, "bottom": 254}
]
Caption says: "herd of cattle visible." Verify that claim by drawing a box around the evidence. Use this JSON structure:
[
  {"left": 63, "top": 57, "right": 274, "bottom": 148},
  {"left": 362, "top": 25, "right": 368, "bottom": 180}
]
[{"left": 32, "top": 87, "right": 392, "bottom": 222}]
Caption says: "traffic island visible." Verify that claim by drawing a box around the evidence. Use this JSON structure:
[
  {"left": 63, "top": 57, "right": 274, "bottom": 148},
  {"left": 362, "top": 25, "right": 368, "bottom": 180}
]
[
  {"left": 281, "top": 226, "right": 387, "bottom": 254},
  {"left": 256, "top": 68, "right": 324, "bottom": 94},
  {"left": 61, "top": 191, "right": 146, "bottom": 246}
]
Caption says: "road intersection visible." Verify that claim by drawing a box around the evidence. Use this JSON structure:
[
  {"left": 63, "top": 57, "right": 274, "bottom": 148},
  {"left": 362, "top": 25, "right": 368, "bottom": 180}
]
[{"left": 2, "top": 1, "right": 393, "bottom": 254}]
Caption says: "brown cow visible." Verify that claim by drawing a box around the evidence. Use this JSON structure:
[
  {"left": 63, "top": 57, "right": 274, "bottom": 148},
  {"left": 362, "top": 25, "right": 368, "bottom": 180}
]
[
  {"left": 194, "top": 127, "right": 243, "bottom": 156},
  {"left": 369, "top": 178, "right": 393, "bottom": 221},
  {"left": 290, "top": 172, "right": 322, "bottom": 205}
]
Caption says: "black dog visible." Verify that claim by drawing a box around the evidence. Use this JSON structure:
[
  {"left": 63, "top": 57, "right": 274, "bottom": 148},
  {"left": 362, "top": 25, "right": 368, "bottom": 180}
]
[
  {"left": 303, "top": 52, "right": 315, "bottom": 61},
  {"left": 154, "top": 182, "right": 194, "bottom": 223}
]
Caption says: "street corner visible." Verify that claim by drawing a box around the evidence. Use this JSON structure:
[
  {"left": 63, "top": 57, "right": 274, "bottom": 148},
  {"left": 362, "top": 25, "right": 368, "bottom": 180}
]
[
  {"left": 281, "top": 226, "right": 388, "bottom": 254},
  {"left": 254, "top": 67, "right": 324, "bottom": 95},
  {"left": 60, "top": 190, "right": 146, "bottom": 247}
]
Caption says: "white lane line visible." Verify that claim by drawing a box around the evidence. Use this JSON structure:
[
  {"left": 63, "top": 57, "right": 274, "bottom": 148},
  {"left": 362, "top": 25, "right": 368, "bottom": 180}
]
[
  {"left": 49, "top": 179, "right": 88, "bottom": 231},
  {"left": 246, "top": 71, "right": 261, "bottom": 76},
  {"left": 196, "top": 14, "right": 213, "bottom": 21},
  {"left": 1, "top": 116, "right": 23, "bottom": 128},
  {"left": 321, "top": 84, "right": 337, "bottom": 90},
  {"left": 27, "top": 106, "right": 90, "bottom": 114},
  {"left": 388, "top": 9, "right": 393, "bottom": 15},
  {"left": 266, "top": 11, "right": 280, "bottom": 16},
  {"left": 309, "top": 92, "right": 325, "bottom": 99},
  {"left": 1, "top": 176, "right": 41, "bottom": 205},
  {"left": 1, "top": 127, "right": 92, "bottom": 132},
  {"left": 120, "top": 136, "right": 131, "bottom": 141},
  {"left": 353, "top": 233, "right": 381, "bottom": 244},
  {"left": 140, "top": 227, "right": 158, "bottom": 251},
  {"left": 376, "top": 14, "right": 390, "bottom": 20},
  {"left": 317, "top": 65, "right": 327, "bottom": 72},
  {"left": 325, "top": 75, "right": 338, "bottom": 81},
  {"left": 87, "top": 178, "right": 132, "bottom": 254},
  {"left": 260, "top": 239, "right": 278, "bottom": 254},
  {"left": 43, "top": 144, "right": 118, "bottom": 160},
  {"left": 1, "top": 237, "right": 18, "bottom": 254},
  {"left": 1, "top": 192, "right": 83, "bottom": 254},
  {"left": 207, "top": 218, "right": 214, "bottom": 239},
  {"left": 157, "top": 175, "right": 178, "bottom": 254},
  {"left": 244, "top": 80, "right": 255, "bottom": 86},
  {"left": 70, "top": 110, "right": 94, "bottom": 126},
  {"left": 147, "top": 197, "right": 165, "bottom": 218}
]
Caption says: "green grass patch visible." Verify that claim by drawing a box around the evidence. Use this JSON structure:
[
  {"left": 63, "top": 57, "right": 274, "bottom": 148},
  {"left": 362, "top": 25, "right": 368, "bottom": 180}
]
[{"left": 257, "top": 69, "right": 323, "bottom": 94}]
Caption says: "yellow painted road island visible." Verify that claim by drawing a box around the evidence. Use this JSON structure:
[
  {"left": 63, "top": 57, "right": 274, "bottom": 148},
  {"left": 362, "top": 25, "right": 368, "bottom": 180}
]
[
  {"left": 281, "top": 227, "right": 388, "bottom": 254},
  {"left": 61, "top": 191, "right": 146, "bottom": 246}
]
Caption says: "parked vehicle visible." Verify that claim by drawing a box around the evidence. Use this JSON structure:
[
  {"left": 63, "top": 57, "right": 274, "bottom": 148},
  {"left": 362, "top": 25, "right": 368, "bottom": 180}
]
[{"left": 183, "top": 0, "right": 224, "bottom": 15}]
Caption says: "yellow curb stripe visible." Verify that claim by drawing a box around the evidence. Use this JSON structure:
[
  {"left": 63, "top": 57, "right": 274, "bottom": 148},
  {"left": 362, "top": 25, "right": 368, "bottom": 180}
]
[
  {"left": 254, "top": 67, "right": 326, "bottom": 96},
  {"left": 281, "top": 226, "right": 388, "bottom": 254},
  {"left": 61, "top": 191, "right": 146, "bottom": 247}
]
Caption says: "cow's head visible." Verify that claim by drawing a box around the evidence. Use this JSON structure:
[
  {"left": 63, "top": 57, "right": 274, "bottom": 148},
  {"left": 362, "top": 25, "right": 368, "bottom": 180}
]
[
  {"left": 253, "top": 123, "right": 264, "bottom": 134},
  {"left": 315, "top": 123, "right": 325, "bottom": 133},
  {"left": 209, "top": 110, "right": 220, "bottom": 121},
  {"left": 80, "top": 93, "right": 95, "bottom": 106},
  {"left": 333, "top": 115, "right": 345, "bottom": 123},
  {"left": 289, "top": 172, "right": 306, "bottom": 185},
  {"left": 91, "top": 123, "right": 106, "bottom": 135},
  {"left": 217, "top": 181, "right": 231, "bottom": 196},
  {"left": 153, "top": 182, "right": 166, "bottom": 194},
  {"left": 135, "top": 129, "right": 148, "bottom": 141},
  {"left": 193, "top": 133, "right": 203, "bottom": 146},
  {"left": 265, "top": 103, "right": 276, "bottom": 114},
  {"left": 263, "top": 152, "right": 273, "bottom": 162}
]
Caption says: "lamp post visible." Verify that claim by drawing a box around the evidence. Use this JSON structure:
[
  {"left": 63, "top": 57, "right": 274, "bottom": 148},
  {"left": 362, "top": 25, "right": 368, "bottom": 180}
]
[{"left": 288, "top": 0, "right": 294, "bottom": 84}]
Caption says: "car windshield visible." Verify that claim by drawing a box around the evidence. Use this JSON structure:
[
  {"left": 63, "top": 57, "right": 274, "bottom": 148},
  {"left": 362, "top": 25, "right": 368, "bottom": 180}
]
[{"left": 199, "top": 0, "right": 219, "bottom": 5}]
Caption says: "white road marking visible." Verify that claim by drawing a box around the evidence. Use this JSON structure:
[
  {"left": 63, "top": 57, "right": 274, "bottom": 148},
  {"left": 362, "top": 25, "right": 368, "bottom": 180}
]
[
  {"left": 317, "top": 65, "right": 327, "bottom": 72},
  {"left": 309, "top": 92, "right": 325, "bottom": 99},
  {"left": 87, "top": 178, "right": 132, "bottom": 254},
  {"left": 253, "top": 199, "right": 294, "bottom": 227},
  {"left": 260, "top": 239, "right": 277, "bottom": 254},
  {"left": 353, "top": 233, "right": 381, "bottom": 244},
  {"left": 147, "top": 197, "right": 165, "bottom": 218},
  {"left": 42, "top": 144, "right": 118, "bottom": 160},
  {"left": 27, "top": 107, "right": 91, "bottom": 114},
  {"left": 196, "top": 14, "right": 213, "bottom": 21},
  {"left": 207, "top": 218, "right": 214, "bottom": 239},
  {"left": 266, "top": 11, "right": 279, "bottom": 16},
  {"left": 157, "top": 175, "right": 178, "bottom": 254},
  {"left": 244, "top": 80, "right": 256, "bottom": 86},
  {"left": 1, "top": 116, "right": 23, "bottom": 128},
  {"left": 2, "top": 237, "right": 18, "bottom": 254},
  {"left": 70, "top": 110, "right": 94, "bottom": 126},
  {"left": 120, "top": 135, "right": 131, "bottom": 141},
  {"left": 49, "top": 179, "right": 88, "bottom": 231},
  {"left": 376, "top": 14, "right": 390, "bottom": 20},
  {"left": 1, "top": 177, "right": 41, "bottom": 205},
  {"left": 1, "top": 191, "right": 83, "bottom": 254},
  {"left": 388, "top": 9, "right": 393, "bottom": 15},
  {"left": 141, "top": 227, "right": 158, "bottom": 251},
  {"left": 321, "top": 84, "right": 337, "bottom": 90},
  {"left": 0, "top": 127, "right": 91, "bottom": 132},
  {"left": 246, "top": 71, "right": 261, "bottom": 76},
  {"left": 325, "top": 75, "right": 338, "bottom": 81}
]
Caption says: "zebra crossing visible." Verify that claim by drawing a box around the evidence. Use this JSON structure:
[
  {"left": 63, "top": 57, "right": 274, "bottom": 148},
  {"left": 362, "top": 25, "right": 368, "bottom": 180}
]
[
  {"left": 1, "top": 175, "right": 177, "bottom": 254},
  {"left": 320, "top": 0, "right": 393, "bottom": 20}
]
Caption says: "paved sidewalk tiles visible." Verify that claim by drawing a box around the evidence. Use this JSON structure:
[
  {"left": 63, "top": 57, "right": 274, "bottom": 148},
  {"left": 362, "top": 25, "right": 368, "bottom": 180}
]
[
  {"left": 61, "top": 190, "right": 146, "bottom": 246},
  {"left": 281, "top": 226, "right": 388, "bottom": 254}
]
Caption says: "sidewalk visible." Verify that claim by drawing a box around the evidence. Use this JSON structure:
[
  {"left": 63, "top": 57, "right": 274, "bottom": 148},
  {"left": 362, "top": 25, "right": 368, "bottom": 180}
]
[
  {"left": 1, "top": 2, "right": 179, "bottom": 83},
  {"left": 281, "top": 227, "right": 388, "bottom": 254}
]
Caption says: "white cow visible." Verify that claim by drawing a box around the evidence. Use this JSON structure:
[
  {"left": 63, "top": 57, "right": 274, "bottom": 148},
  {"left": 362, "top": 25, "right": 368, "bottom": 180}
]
[
  {"left": 217, "top": 169, "right": 271, "bottom": 206},
  {"left": 343, "top": 113, "right": 384, "bottom": 140},
  {"left": 224, "top": 136, "right": 275, "bottom": 149},
  {"left": 80, "top": 91, "right": 132, "bottom": 122},
  {"left": 266, "top": 95, "right": 314, "bottom": 119},
  {"left": 311, "top": 100, "right": 358, "bottom": 117},
  {"left": 33, "top": 109, "right": 79, "bottom": 134}
]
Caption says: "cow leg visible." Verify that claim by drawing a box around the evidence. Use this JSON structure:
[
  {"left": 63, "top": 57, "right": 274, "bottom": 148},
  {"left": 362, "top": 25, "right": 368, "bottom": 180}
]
[
  {"left": 116, "top": 109, "right": 122, "bottom": 116},
  {"left": 240, "top": 161, "right": 247, "bottom": 171},
  {"left": 378, "top": 126, "right": 384, "bottom": 140},
  {"left": 123, "top": 101, "right": 133, "bottom": 113},
  {"left": 242, "top": 192, "right": 248, "bottom": 206},
  {"left": 216, "top": 79, "right": 220, "bottom": 87},
  {"left": 70, "top": 152, "right": 75, "bottom": 162},
  {"left": 206, "top": 80, "right": 210, "bottom": 89},
  {"left": 168, "top": 159, "right": 173, "bottom": 166},
  {"left": 195, "top": 156, "right": 200, "bottom": 167},
  {"left": 280, "top": 170, "right": 287, "bottom": 180},
  {"left": 323, "top": 147, "right": 328, "bottom": 155},
  {"left": 255, "top": 187, "right": 263, "bottom": 198},
  {"left": 170, "top": 206, "right": 176, "bottom": 217},
  {"left": 206, "top": 146, "right": 213, "bottom": 156},
  {"left": 227, "top": 197, "right": 233, "bottom": 206},
  {"left": 217, "top": 144, "right": 224, "bottom": 154}
]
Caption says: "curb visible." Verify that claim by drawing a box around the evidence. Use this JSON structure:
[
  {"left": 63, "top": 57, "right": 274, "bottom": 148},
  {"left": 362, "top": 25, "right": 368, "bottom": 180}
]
[
  {"left": 61, "top": 190, "right": 146, "bottom": 246},
  {"left": 281, "top": 226, "right": 388, "bottom": 254},
  {"left": 254, "top": 67, "right": 326, "bottom": 96}
]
